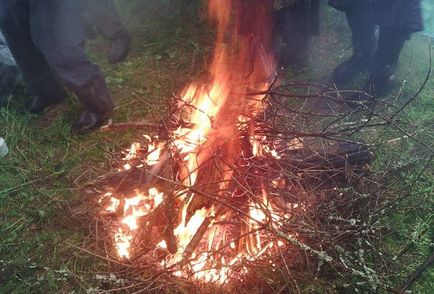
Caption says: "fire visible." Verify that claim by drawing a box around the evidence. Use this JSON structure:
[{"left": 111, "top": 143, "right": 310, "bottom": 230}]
[
  {"left": 171, "top": 207, "right": 208, "bottom": 264},
  {"left": 102, "top": 188, "right": 166, "bottom": 259},
  {"left": 98, "top": 0, "right": 301, "bottom": 284},
  {"left": 115, "top": 229, "right": 132, "bottom": 258}
]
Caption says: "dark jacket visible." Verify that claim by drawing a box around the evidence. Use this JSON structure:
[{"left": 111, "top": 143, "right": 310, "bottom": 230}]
[{"left": 329, "top": 0, "right": 424, "bottom": 32}]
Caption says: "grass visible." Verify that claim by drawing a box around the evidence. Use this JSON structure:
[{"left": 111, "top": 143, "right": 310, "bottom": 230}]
[{"left": 1, "top": 1, "right": 433, "bottom": 293}]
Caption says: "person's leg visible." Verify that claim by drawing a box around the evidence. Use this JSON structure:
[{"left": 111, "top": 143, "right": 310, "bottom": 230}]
[
  {"left": 361, "top": 0, "right": 423, "bottom": 96},
  {"left": 29, "top": 0, "right": 113, "bottom": 134},
  {"left": 331, "top": 2, "right": 377, "bottom": 86},
  {"left": 279, "top": 2, "right": 313, "bottom": 68},
  {"left": 83, "top": 0, "right": 127, "bottom": 40},
  {"left": 0, "top": 1, "right": 66, "bottom": 112},
  {"left": 83, "top": 0, "right": 131, "bottom": 64},
  {"left": 365, "top": 27, "right": 409, "bottom": 96},
  {"left": 272, "top": 7, "right": 288, "bottom": 69}
]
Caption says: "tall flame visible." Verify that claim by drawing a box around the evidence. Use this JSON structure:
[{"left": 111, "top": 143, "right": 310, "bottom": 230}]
[{"left": 98, "top": 0, "right": 298, "bottom": 284}]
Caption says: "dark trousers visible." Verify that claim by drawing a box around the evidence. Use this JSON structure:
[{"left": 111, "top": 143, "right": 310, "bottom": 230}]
[
  {"left": 0, "top": 32, "right": 19, "bottom": 99},
  {"left": 0, "top": 0, "right": 103, "bottom": 101},
  {"left": 82, "top": 0, "right": 128, "bottom": 40},
  {"left": 273, "top": 0, "right": 320, "bottom": 67},
  {"left": 345, "top": 5, "right": 409, "bottom": 73}
]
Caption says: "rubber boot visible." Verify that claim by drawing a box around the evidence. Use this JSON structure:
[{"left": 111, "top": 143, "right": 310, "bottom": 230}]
[
  {"left": 331, "top": 7, "right": 377, "bottom": 86},
  {"left": 364, "top": 27, "right": 409, "bottom": 97},
  {"left": 71, "top": 75, "right": 114, "bottom": 135}
]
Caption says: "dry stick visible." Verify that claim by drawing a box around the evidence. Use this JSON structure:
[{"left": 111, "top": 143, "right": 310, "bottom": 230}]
[
  {"left": 98, "top": 69, "right": 427, "bottom": 273},
  {"left": 149, "top": 157, "right": 335, "bottom": 266},
  {"left": 187, "top": 161, "right": 333, "bottom": 265},
  {"left": 215, "top": 160, "right": 334, "bottom": 264},
  {"left": 368, "top": 155, "right": 434, "bottom": 231},
  {"left": 178, "top": 217, "right": 213, "bottom": 267},
  {"left": 401, "top": 251, "right": 434, "bottom": 291},
  {"left": 178, "top": 206, "right": 224, "bottom": 267},
  {"left": 100, "top": 120, "right": 159, "bottom": 132},
  {"left": 269, "top": 226, "right": 333, "bottom": 263}
]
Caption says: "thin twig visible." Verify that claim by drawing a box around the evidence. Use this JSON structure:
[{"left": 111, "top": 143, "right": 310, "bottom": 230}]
[{"left": 100, "top": 120, "right": 159, "bottom": 132}]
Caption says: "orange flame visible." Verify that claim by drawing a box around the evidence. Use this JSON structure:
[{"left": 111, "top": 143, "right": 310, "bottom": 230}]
[{"left": 100, "top": 0, "right": 299, "bottom": 284}]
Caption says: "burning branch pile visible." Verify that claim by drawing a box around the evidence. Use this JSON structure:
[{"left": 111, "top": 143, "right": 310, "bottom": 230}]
[
  {"left": 98, "top": 0, "right": 301, "bottom": 282},
  {"left": 78, "top": 0, "right": 431, "bottom": 290},
  {"left": 95, "top": 82, "right": 374, "bottom": 284},
  {"left": 91, "top": 0, "right": 378, "bottom": 284}
]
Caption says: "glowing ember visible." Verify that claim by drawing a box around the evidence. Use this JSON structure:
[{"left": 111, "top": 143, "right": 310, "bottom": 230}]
[{"left": 102, "top": 188, "right": 166, "bottom": 259}]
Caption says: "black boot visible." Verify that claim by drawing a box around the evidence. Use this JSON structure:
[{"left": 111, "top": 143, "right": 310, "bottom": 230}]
[
  {"left": 344, "top": 28, "right": 409, "bottom": 107},
  {"left": 108, "top": 32, "right": 132, "bottom": 64},
  {"left": 363, "top": 65, "right": 396, "bottom": 99},
  {"left": 24, "top": 93, "right": 66, "bottom": 114},
  {"left": 331, "top": 36, "right": 376, "bottom": 85},
  {"left": 331, "top": 7, "right": 377, "bottom": 86},
  {"left": 71, "top": 76, "right": 114, "bottom": 135},
  {"left": 364, "top": 27, "right": 409, "bottom": 97}
]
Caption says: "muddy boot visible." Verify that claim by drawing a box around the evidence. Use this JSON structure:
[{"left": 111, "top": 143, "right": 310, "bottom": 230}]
[
  {"left": 331, "top": 7, "right": 377, "bottom": 86},
  {"left": 71, "top": 75, "right": 114, "bottom": 135}
]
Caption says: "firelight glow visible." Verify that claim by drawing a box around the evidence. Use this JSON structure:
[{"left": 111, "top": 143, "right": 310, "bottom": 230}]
[{"left": 98, "top": 0, "right": 302, "bottom": 284}]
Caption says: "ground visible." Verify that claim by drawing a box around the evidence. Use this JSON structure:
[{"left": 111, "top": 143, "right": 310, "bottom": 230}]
[{"left": 0, "top": 1, "right": 433, "bottom": 293}]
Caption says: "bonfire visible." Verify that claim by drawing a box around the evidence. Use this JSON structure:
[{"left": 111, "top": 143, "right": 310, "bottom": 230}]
[{"left": 95, "top": 0, "right": 372, "bottom": 284}]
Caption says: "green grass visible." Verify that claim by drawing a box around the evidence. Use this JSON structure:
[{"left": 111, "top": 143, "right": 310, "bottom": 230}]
[
  {"left": 309, "top": 9, "right": 434, "bottom": 292},
  {"left": 0, "top": 2, "right": 210, "bottom": 292},
  {"left": 1, "top": 2, "right": 433, "bottom": 293}
]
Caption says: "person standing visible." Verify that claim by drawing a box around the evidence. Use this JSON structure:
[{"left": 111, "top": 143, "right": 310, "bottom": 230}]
[
  {"left": 329, "top": 0, "right": 424, "bottom": 98},
  {"left": 273, "top": 0, "right": 320, "bottom": 69},
  {"left": 82, "top": 0, "right": 132, "bottom": 64},
  {"left": 0, "top": 0, "right": 114, "bottom": 134}
]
